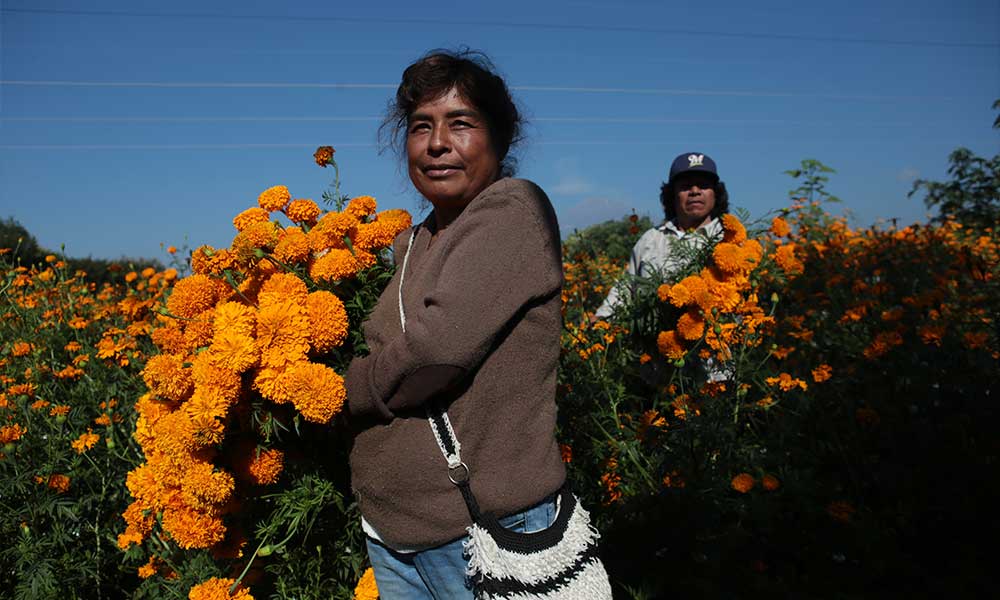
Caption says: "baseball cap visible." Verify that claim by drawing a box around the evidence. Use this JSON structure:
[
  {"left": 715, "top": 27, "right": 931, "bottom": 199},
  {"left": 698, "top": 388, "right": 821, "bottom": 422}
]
[{"left": 668, "top": 152, "right": 719, "bottom": 184}]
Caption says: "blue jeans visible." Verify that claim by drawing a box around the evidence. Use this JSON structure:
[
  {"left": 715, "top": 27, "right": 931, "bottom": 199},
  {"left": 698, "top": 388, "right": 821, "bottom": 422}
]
[{"left": 365, "top": 496, "right": 558, "bottom": 600}]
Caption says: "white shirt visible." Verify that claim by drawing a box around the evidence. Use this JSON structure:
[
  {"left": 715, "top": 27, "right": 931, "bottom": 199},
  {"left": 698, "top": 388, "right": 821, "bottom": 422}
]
[{"left": 594, "top": 218, "right": 722, "bottom": 319}]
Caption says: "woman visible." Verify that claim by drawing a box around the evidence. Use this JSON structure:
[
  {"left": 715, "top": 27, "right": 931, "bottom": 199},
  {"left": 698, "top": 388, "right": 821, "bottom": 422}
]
[
  {"left": 594, "top": 152, "right": 730, "bottom": 320},
  {"left": 345, "top": 50, "right": 566, "bottom": 598}
]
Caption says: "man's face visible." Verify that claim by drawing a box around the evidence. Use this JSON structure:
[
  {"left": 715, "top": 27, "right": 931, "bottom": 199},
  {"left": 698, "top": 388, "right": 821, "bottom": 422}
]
[{"left": 673, "top": 172, "right": 717, "bottom": 230}]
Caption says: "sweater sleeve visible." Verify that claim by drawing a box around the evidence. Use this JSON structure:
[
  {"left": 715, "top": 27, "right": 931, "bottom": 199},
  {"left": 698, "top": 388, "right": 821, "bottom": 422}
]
[{"left": 347, "top": 180, "right": 562, "bottom": 418}]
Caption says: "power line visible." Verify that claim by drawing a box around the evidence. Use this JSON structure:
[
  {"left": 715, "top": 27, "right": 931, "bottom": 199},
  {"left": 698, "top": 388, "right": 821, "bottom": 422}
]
[
  {"left": 3, "top": 7, "right": 997, "bottom": 49},
  {"left": 0, "top": 80, "right": 953, "bottom": 102}
]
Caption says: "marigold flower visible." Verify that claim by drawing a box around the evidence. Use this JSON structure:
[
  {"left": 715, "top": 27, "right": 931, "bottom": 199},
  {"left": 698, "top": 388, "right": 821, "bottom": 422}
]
[
  {"left": 963, "top": 331, "right": 989, "bottom": 350},
  {"left": 11, "top": 341, "right": 33, "bottom": 356},
  {"left": 765, "top": 372, "right": 808, "bottom": 392},
  {"left": 721, "top": 214, "right": 747, "bottom": 243},
  {"left": 247, "top": 448, "right": 284, "bottom": 485},
  {"left": 167, "top": 245, "right": 177, "bottom": 254},
  {"left": 209, "top": 330, "right": 259, "bottom": 374},
  {"left": 163, "top": 506, "right": 227, "bottom": 550},
  {"left": 181, "top": 461, "right": 235, "bottom": 511},
  {"left": 313, "top": 145, "right": 334, "bottom": 167},
  {"left": 306, "top": 290, "right": 349, "bottom": 353},
  {"left": 284, "top": 198, "right": 321, "bottom": 224},
  {"left": 639, "top": 353, "right": 652, "bottom": 364},
  {"left": 189, "top": 577, "right": 254, "bottom": 600},
  {"left": 142, "top": 353, "right": 194, "bottom": 402},
  {"left": 676, "top": 310, "right": 705, "bottom": 341},
  {"left": 0, "top": 423, "right": 26, "bottom": 444},
  {"left": 656, "top": 329, "right": 686, "bottom": 360},
  {"left": 258, "top": 272, "right": 309, "bottom": 309},
  {"left": 354, "top": 212, "right": 413, "bottom": 252},
  {"left": 774, "top": 244, "right": 804, "bottom": 274},
  {"left": 826, "top": 501, "right": 855, "bottom": 523},
  {"left": 761, "top": 474, "right": 781, "bottom": 491},
  {"left": 667, "top": 275, "right": 705, "bottom": 308},
  {"left": 345, "top": 195, "right": 377, "bottom": 219},
  {"left": 769, "top": 216, "right": 791, "bottom": 237},
  {"left": 49, "top": 405, "right": 70, "bottom": 417},
  {"left": 309, "top": 212, "right": 360, "bottom": 250},
  {"left": 212, "top": 301, "right": 257, "bottom": 339},
  {"left": 232, "top": 207, "right": 270, "bottom": 232},
  {"left": 731, "top": 473, "right": 755, "bottom": 493},
  {"left": 273, "top": 226, "right": 312, "bottom": 264},
  {"left": 353, "top": 568, "right": 379, "bottom": 600},
  {"left": 166, "top": 274, "right": 228, "bottom": 319},
  {"left": 282, "top": 361, "right": 346, "bottom": 424},
  {"left": 64, "top": 341, "right": 82, "bottom": 352},
  {"left": 46, "top": 474, "right": 70, "bottom": 493},
  {"left": 918, "top": 323, "right": 946, "bottom": 346},
  {"left": 258, "top": 185, "right": 291, "bottom": 213},
  {"left": 71, "top": 428, "right": 100, "bottom": 453},
  {"left": 559, "top": 443, "right": 572, "bottom": 463},
  {"left": 310, "top": 248, "right": 376, "bottom": 282},
  {"left": 712, "top": 242, "right": 748, "bottom": 275},
  {"left": 811, "top": 364, "right": 833, "bottom": 383},
  {"left": 256, "top": 300, "right": 310, "bottom": 368}
]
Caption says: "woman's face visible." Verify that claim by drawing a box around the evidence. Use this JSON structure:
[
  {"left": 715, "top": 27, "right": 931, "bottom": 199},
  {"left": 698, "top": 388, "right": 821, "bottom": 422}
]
[{"left": 406, "top": 88, "right": 500, "bottom": 222}]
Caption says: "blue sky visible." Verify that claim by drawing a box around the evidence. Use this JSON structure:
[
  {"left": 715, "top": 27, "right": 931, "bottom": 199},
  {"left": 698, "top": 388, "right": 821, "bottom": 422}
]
[{"left": 1, "top": 0, "right": 998, "bottom": 260}]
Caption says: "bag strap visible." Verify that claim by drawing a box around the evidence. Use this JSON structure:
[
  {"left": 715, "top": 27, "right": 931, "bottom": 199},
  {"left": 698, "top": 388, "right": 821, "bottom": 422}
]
[{"left": 396, "top": 227, "right": 481, "bottom": 519}]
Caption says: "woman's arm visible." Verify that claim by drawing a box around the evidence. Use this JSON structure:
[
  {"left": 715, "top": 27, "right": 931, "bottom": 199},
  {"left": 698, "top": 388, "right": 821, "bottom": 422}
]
[{"left": 346, "top": 180, "right": 561, "bottom": 419}]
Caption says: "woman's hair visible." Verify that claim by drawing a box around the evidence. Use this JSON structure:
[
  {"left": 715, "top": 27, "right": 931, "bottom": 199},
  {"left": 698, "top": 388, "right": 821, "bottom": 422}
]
[
  {"left": 378, "top": 48, "right": 524, "bottom": 177},
  {"left": 659, "top": 180, "right": 730, "bottom": 221}
]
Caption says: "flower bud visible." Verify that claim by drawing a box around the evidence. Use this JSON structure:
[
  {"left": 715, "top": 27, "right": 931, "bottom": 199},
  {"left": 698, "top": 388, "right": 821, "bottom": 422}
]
[
  {"left": 771, "top": 292, "right": 779, "bottom": 304},
  {"left": 257, "top": 545, "right": 273, "bottom": 557}
]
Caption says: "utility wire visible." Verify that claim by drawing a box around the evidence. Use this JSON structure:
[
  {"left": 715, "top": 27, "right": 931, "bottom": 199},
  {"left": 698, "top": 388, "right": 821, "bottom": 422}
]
[
  {"left": 3, "top": 6, "right": 997, "bottom": 49},
  {"left": 0, "top": 80, "right": 954, "bottom": 102}
]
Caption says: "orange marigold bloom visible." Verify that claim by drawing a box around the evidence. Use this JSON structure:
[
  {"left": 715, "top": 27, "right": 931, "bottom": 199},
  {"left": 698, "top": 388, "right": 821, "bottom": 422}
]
[
  {"left": 667, "top": 275, "right": 705, "bottom": 308},
  {"left": 282, "top": 361, "right": 346, "bottom": 424},
  {"left": 353, "top": 568, "right": 379, "bottom": 600},
  {"left": 345, "top": 195, "right": 377, "bottom": 219},
  {"left": 0, "top": 423, "right": 26, "bottom": 443},
  {"left": 721, "top": 214, "right": 747, "bottom": 243},
  {"left": 47, "top": 474, "right": 70, "bottom": 493},
  {"left": 247, "top": 448, "right": 284, "bottom": 485},
  {"left": 142, "top": 353, "right": 194, "bottom": 402},
  {"left": 212, "top": 301, "right": 257, "bottom": 339},
  {"left": 181, "top": 461, "right": 235, "bottom": 511},
  {"left": 49, "top": 405, "right": 70, "bottom": 417},
  {"left": 306, "top": 290, "right": 349, "bottom": 353},
  {"left": 310, "top": 248, "right": 376, "bottom": 282},
  {"left": 232, "top": 207, "right": 270, "bottom": 232},
  {"left": 963, "top": 331, "right": 989, "bottom": 350},
  {"left": 826, "top": 501, "right": 855, "bottom": 523},
  {"left": 189, "top": 577, "right": 254, "bottom": 600},
  {"left": 11, "top": 341, "right": 33, "bottom": 357},
  {"left": 765, "top": 372, "right": 808, "bottom": 392},
  {"left": 191, "top": 352, "right": 242, "bottom": 407},
  {"left": 676, "top": 310, "right": 705, "bottom": 341},
  {"left": 256, "top": 301, "right": 310, "bottom": 368},
  {"left": 761, "top": 474, "right": 781, "bottom": 491},
  {"left": 167, "top": 274, "right": 228, "bottom": 319},
  {"left": 71, "top": 428, "right": 100, "bottom": 453},
  {"left": 137, "top": 556, "right": 161, "bottom": 579},
  {"left": 774, "top": 244, "right": 804, "bottom": 274},
  {"left": 918, "top": 323, "right": 946, "bottom": 346},
  {"left": 64, "top": 341, "right": 82, "bottom": 352},
  {"left": 284, "top": 198, "right": 321, "bottom": 224},
  {"left": 184, "top": 309, "right": 216, "bottom": 350},
  {"left": 253, "top": 366, "right": 293, "bottom": 404},
  {"left": 559, "top": 443, "right": 573, "bottom": 463},
  {"left": 258, "top": 185, "right": 291, "bottom": 212},
  {"left": 162, "top": 506, "right": 227, "bottom": 550},
  {"left": 639, "top": 353, "right": 652, "bottom": 364},
  {"left": 811, "top": 364, "right": 833, "bottom": 383},
  {"left": 731, "top": 473, "right": 755, "bottom": 493},
  {"left": 258, "top": 272, "right": 308, "bottom": 309},
  {"left": 209, "top": 330, "right": 259, "bottom": 374},
  {"left": 712, "top": 242, "right": 747, "bottom": 275},
  {"left": 273, "top": 226, "right": 312, "bottom": 264},
  {"left": 354, "top": 214, "right": 413, "bottom": 252},
  {"left": 311, "top": 211, "right": 360, "bottom": 248},
  {"left": 233, "top": 220, "right": 279, "bottom": 254},
  {"left": 770, "top": 216, "right": 791, "bottom": 237},
  {"left": 313, "top": 145, "right": 334, "bottom": 167},
  {"left": 656, "top": 329, "right": 686, "bottom": 360},
  {"left": 30, "top": 399, "right": 50, "bottom": 410}
]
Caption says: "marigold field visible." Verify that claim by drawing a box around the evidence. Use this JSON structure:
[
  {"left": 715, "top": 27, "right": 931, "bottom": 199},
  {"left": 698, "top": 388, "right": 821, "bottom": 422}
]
[{"left": 1, "top": 150, "right": 997, "bottom": 599}]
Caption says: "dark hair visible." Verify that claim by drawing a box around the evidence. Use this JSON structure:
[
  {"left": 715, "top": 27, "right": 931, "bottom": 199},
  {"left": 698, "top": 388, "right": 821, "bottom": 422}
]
[
  {"left": 660, "top": 180, "right": 730, "bottom": 221},
  {"left": 378, "top": 48, "right": 524, "bottom": 177}
]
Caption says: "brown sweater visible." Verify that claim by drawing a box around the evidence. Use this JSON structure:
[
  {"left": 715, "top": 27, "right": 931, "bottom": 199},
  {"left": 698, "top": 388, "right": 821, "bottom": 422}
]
[{"left": 345, "top": 177, "right": 566, "bottom": 549}]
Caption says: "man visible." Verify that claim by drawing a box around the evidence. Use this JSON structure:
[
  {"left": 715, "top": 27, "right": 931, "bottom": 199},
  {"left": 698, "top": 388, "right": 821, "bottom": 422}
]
[{"left": 594, "top": 152, "right": 730, "bottom": 320}]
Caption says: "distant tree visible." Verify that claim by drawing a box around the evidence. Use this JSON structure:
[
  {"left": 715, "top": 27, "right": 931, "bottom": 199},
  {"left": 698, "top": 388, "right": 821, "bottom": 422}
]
[
  {"left": 0, "top": 217, "right": 46, "bottom": 267},
  {"left": 564, "top": 213, "right": 654, "bottom": 263},
  {"left": 909, "top": 100, "right": 1000, "bottom": 231}
]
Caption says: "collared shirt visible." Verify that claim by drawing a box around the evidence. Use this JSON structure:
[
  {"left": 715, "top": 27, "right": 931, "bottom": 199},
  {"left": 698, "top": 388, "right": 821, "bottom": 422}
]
[{"left": 594, "top": 217, "right": 722, "bottom": 319}]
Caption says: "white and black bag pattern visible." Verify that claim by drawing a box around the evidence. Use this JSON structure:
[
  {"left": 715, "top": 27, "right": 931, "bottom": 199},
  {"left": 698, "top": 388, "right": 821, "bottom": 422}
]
[{"left": 397, "top": 227, "right": 613, "bottom": 599}]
